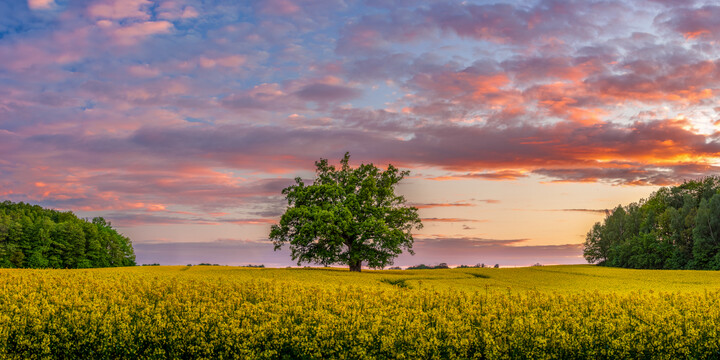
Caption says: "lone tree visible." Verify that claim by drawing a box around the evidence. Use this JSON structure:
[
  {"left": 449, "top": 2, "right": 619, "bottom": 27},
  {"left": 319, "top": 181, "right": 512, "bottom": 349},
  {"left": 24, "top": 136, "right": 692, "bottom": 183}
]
[{"left": 270, "top": 153, "right": 422, "bottom": 272}]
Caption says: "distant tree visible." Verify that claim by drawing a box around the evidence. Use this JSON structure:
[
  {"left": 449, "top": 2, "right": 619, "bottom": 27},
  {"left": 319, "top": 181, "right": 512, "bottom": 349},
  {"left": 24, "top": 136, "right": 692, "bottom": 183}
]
[
  {"left": 583, "top": 222, "right": 608, "bottom": 265},
  {"left": 692, "top": 194, "right": 720, "bottom": 269},
  {"left": 406, "top": 263, "right": 453, "bottom": 270},
  {"left": 493, "top": 264, "right": 499, "bottom": 268},
  {"left": 583, "top": 177, "right": 720, "bottom": 270},
  {"left": 0, "top": 201, "right": 135, "bottom": 269},
  {"left": 407, "top": 264, "right": 432, "bottom": 270},
  {"left": 270, "top": 153, "right": 422, "bottom": 272}
]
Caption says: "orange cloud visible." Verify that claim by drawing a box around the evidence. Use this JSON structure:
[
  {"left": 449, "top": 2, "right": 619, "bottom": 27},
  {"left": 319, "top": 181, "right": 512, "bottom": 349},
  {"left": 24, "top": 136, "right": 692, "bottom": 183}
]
[
  {"left": 428, "top": 170, "right": 528, "bottom": 181},
  {"left": 412, "top": 202, "right": 476, "bottom": 209},
  {"left": 421, "top": 218, "right": 487, "bottom": 223},
  {"left": 224, "top": 218, "right": 277, "bottom": 225}
]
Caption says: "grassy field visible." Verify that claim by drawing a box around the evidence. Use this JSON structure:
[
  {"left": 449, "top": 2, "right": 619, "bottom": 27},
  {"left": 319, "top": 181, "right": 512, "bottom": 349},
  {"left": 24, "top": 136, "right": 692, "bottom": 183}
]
[{"left": 2, "top": 265, "right": 720, "bottom": 359}]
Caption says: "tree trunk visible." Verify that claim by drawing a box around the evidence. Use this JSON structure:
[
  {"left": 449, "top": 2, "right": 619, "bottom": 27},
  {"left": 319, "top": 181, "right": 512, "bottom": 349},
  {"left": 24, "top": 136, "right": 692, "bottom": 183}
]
[{"left": 349, "top": 260, "right": 362, "bottom": 272}]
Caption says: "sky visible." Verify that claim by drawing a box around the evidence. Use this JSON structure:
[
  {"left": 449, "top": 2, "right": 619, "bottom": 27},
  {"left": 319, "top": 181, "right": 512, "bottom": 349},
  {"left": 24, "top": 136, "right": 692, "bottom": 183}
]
[{"left": 3, "top": 0, "right": 720, "bottom": 267}]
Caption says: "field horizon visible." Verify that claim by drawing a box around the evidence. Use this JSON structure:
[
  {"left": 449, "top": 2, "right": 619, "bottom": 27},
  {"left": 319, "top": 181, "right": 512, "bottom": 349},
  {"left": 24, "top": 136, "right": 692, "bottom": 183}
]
[{"left": 7, "top": 263, "right": 720, "bottom": 294}]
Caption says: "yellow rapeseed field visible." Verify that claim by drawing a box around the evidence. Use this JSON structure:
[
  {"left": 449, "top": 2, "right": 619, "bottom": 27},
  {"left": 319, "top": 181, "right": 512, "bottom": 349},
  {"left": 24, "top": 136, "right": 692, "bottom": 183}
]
[{"left": 2, "top": 265, "right": 720, "bottom": 359}]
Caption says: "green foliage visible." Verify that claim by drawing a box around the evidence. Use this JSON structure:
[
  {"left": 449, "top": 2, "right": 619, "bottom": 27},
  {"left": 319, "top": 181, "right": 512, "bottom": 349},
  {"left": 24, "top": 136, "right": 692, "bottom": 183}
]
[
  {"left": 270, "top": 153, "right": 422, "bottom": 272},
  {"left": 583, "top": 176, "right": 720, "bottom": 270},
  {"left": 0, "top": 201, "right": 135, "bottom": 268}
]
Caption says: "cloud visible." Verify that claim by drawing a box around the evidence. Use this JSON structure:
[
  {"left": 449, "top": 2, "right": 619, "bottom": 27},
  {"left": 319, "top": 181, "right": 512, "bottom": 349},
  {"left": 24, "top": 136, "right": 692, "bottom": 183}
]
[
  {"left": 87, "top": 0, "right": 151, "bottom": 20},
  {"left": 220, "top": 83, "right": 304, "bottom": 112},
  {"left": 412, "top": 202, "right": 475, "bottom": 209},
  {"left": 257, "top": 0, "right": 301, "bottom": 15},
  {"left": 501, "top": 55, "right": 603, "bottom": 84},
  {"left": 294, "top": 83, "right": 362, "bottom": 102},
  {"left": 414, "top": 237, "right": 528, "bottom": 247},
  {"left": 156, "top": 2, "right": 199, "bottom": 20},
  {"left": 0, "top": 25, "right": 90, "bottom": 72},
  {"left": 586, "top": 59, "right": 718, "bottom": 104},
  {"left": 198, "top": 55, "right": 247, "bottom": 68},
  {"left": 3, "top": 0, "right": 720, "bottom": 197},
  {"left": 221, "top": 218, "right": 277, "bottom": 225},
  {"left": 106, "top": 213, "right": 219, "bottom": 226},
  {"left": 655, "top": 5, "right": 720, "bottom": 40},
  {"left": 5, "top": 0, "right": 720, "bottom": 270},
  {"left": 554, "top": 209, "right": 610, "bottom": 214},
  {"left": 27, "top": 0, "right": 55, "bottom": 11},
  {"left": 106, "top": 211, "right": 278, "bottom": 227},
  {"left": 421, "top": 218, "right": 487, "bottom": 223},
  {"left": 128, "top": 64, "right": 161, "bottom": 78},
  {"left": 109, "top": 21, "right": 174, "bottom": 46},
  {"left": 336, "top": 0, "right": 632, "bottom": 53},
  {"left": 6, "top": 113, "right": 720, "bottom": 215},
  {"left": 533, "top": 163, "right": 720, "bottom": 186},
  {"left": 428, "top": 171, "right": 528, "bottom": 181},
  {"left": 475, "top": 199, "right": 501, "bottom": 204}
]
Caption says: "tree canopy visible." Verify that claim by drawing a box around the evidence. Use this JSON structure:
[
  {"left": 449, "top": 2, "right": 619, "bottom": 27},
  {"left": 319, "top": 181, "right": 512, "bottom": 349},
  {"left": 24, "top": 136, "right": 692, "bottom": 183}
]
[
  {"left": 270, "top": 153, "right": 422, "bottom": 272},
  {"left": 0, "top": 201, "right": 135, "bottom": 268},
  {"left": 583, "top": 176, "right": 720, "bottom": 269}
]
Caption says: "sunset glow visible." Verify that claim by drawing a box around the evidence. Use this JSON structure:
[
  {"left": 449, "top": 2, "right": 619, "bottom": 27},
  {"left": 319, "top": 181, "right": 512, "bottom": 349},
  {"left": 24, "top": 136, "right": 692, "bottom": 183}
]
[{"left": 3, "top": 0, "right": 720, "bottom": 266}]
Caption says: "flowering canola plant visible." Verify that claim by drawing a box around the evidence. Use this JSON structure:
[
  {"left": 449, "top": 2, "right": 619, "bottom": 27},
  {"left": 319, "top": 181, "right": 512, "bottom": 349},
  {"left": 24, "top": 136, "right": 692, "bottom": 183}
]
[{"left": 1, "top": 265, "right": 720, "bottom": 359}]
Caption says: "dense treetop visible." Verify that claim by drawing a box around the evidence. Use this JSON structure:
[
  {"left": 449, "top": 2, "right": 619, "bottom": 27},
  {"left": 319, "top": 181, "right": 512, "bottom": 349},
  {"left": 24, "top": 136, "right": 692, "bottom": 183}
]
[
  {"left": 270, "top": 153, "right": 422, "bottom": 272},
  {"left": 584, "top": 177, "right": 720, "bottom": 270},
  {"left": 0, "top": 201, "right": 135, "bottom": 268}
]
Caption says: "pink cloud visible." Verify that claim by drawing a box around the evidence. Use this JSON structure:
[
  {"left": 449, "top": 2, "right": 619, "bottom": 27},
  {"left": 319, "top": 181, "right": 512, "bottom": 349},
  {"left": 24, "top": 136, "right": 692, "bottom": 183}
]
[
  {"left": 87, "top": 0, "right": 151, "bottom": 20},
  {"left": 336, "top": 0, "right": 632, "bottom": 53},
  {"left": 198, "top": 55, "right": 247, "bottom": 68},
  {"left": 258, "top": 0, "right": 301, "bottom": 15},
  {"left": 128, "top": 64, "right": 161, "bottom": 78},
  {"left": 655, "top": 5, "right": 720, "bottom": 40},
  {"left": 27, "top": 0, "right": 55, "bottom": 10},
  {"left": 0, "top": 27, "right": 90, "bottom": 72},
  {"left": 181, "top": 7, "right": 199, "bottom": 18},
  {"left": 109, "top": 21, "right": 174, "bottom": 46},
  {"left": 6, "top": 0, "right": 720, "bottom": 269},
  {"left": 5, "top": 0, "right": 720, "bottom": 229},
  {"left": 156, "top": 1, "right": 200, "bottom": 20}
]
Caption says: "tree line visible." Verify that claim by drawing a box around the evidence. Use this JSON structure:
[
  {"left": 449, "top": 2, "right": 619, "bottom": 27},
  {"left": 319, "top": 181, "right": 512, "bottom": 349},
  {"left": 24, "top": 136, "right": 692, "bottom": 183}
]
[
  {"left": 584, "top": 177, "right": 720, "bottom": 269},
  {"left": 0, "top": 201, "right": 135, "bottom": 268}
]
